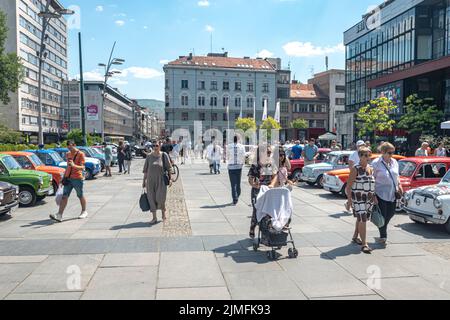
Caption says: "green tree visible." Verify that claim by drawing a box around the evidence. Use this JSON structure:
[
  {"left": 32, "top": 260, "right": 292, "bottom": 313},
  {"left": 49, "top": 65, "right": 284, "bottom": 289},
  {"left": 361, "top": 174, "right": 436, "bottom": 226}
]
[
  {"left": 0, "top": 123, "right": 21, "bottom": 144},
  {"left": 235, "top": 117, "right": 257, "bottom": 132},
  {"left": 67, "top": 129, "right": 100, "bottom": 146},
  {"left": 291, "top": 118, "right": 308, "bottom": 129},
  {"left": 0, "top": 11, "right": 23, "bottom": 105},
  {"left": 399, "top": 94, "right": 444, "bottom": 136},
  {"left": 357, "top": 97, "right": 397, "bottom": 142},
  {"left": 260, "top": 117, "right": 282, "bottom": 141}
]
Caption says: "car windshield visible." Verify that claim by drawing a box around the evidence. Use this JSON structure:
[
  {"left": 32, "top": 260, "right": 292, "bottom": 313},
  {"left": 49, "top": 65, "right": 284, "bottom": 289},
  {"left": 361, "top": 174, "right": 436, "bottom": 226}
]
[
  {"left": 399, "top": 161, "right": 417, "bottom": 177},
  {"left": 91, "top": 148, "right": 104, "bottom": 155},
  {"left": 324, "top": 154, "right": 339, "bottom": 164},
  {"left": 29, "top": 154, "right": 43, "bottom": 166},
  {"left": 82, "top": 148, "right": 94, "bottom": 157},
  {"left": 1, "top": 156, "right": 22, "bottom": 170},
  {"left": 442, "top": 170, "right": 450, "bottom": 183},
  {"left": 51, "top": 152, "right": 64, "bottom": 162}
]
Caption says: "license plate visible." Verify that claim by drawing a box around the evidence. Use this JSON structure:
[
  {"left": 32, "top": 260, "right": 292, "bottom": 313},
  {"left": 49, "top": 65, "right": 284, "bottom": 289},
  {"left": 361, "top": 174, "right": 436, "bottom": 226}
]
[{"left": 411, "top": 215, "right": 426, "bottom": 223}]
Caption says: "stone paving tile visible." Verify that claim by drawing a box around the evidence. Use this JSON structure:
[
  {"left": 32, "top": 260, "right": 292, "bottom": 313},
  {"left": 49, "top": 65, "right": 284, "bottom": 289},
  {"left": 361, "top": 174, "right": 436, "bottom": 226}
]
[
  {"left": 0, "top": 282, "right": 20, "bottom": 300},
  {"left": 101, "top": 253, "right": 160, "bottom": 267},
  {"left": 312, "top": 295, "right": 384, "bottom": 300},
  {"left": 158, "top": 252, "right": 225, "bottom": 289},
  {"left": 217, "top": 255, "right": 282, "bottom": 273},
  {"left": 159, "top": 237, "right": 205, "bottom": 252},
  {"left": 0, "top": 263, "right": 39, "bottom": 283},
  {"left": 111, "top": 238, "right": 159, "bottom": 253},
  {"left": 81, "top": 266, "right": 158, "bottom": 300},
  {"left": 156, "top": 287, "right": 231, "bottom": 300},
  {"left": 374, "top": 277, "right": 450, "bottom": 300},
  {"left": 224, "top": 271, "right": 307, "bottom": 300},
  {"left": 191, "top": 222, "right": 236, "bottom": 236},
  {"left": 5, "top": 292, "right": 83, "bottom": 300},
  {"left": 0, "top": 256, "right": 48, "bottom": 264}
]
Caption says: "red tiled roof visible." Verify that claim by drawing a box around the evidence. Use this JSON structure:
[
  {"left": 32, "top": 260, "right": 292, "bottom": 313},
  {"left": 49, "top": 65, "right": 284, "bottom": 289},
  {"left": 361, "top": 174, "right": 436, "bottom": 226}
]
[
  {"left": 168, "top": 56, "right": 276, "bottom": 71},
  {"left": 290, "top": 83, "right": 328, "bottom": 100}
]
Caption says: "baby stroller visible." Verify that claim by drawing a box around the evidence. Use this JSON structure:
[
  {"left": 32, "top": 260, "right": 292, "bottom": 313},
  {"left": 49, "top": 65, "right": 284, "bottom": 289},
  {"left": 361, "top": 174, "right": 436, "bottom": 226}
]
[{"left": 252, "top": 186, "right": 298, "bottom": 261}]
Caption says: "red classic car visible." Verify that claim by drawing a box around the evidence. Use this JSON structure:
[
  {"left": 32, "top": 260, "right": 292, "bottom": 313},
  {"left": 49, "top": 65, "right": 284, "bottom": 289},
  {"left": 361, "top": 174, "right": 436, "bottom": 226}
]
[
  {"left": 289, "top": 148, "right": 332, "bottom": 181},
  {"left": 398, "top": 157, "right": 450, "bottom": 192}
]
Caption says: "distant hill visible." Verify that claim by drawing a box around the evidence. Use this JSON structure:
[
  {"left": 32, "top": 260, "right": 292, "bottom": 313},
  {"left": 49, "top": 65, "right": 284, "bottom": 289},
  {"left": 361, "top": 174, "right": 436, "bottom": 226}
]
[{"left": 135, "top": 99, "right": 165, "bottom": 119}]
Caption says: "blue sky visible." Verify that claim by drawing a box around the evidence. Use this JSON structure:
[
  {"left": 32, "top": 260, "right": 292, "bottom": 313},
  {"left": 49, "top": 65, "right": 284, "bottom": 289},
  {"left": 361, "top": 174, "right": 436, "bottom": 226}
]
[{"left": 61, "top": 0, "right": 378, "bottom": 100}]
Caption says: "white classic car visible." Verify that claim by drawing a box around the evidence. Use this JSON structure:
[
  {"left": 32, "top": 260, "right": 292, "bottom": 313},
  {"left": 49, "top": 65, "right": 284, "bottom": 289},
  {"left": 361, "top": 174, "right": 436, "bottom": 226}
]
[{"left": 404, "top": 170, "right": 450, "bottom": 234}]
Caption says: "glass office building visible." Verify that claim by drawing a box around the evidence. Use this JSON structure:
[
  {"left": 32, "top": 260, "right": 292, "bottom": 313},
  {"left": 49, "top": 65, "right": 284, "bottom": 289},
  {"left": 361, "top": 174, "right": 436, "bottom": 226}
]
[{"left": 344, "top": 0, "right": 450, "bottom": 117}]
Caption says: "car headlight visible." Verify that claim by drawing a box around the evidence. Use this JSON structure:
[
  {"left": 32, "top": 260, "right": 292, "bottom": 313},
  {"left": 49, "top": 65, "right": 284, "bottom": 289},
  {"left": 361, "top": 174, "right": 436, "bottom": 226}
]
[
  {"left": 434, "top": 198, "right": 443, "bottom": 209},
  {"left": 0, "top": 191, "right": 4, "bottom": 201},
  {"left": 38, "top": 176, "right": 43, "bottom": 185},
  {"left": 404, "top": 192, "right": 411, "bottom": 201}
]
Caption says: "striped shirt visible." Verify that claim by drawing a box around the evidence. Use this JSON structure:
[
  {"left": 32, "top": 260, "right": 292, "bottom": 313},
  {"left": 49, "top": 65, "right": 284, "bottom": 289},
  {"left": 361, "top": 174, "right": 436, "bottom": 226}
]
[{"left": 227, "top": 143, "right": 246, "bottom": 170}]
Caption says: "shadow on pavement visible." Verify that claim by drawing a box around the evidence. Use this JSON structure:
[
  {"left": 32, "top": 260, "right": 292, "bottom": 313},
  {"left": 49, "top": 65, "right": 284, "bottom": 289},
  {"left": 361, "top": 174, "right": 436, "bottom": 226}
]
[
  {"left": 213, "top": 240, "right": 271, "bottom": 264},
  {"left": 201, "top": 203, "right": 234, "bottom": 209},
  {"left": 318, "top": 193, "right": 344, "bottom": 200},
  {"left": 21, "top": 217, "right": 80, "bottom": 228},
  {"left": 0, "top": 214, "right": 13, "bottom": 222},
  {"left": 110, "top": 221, "right": 161, "bottom": 230},
  {"left": 396, "top": 222, "right": 450, "bottom": 240},
  {"left": 329, "top": 212, "right": 353, "bottom": 219},
  {"left": 320, "top": 244, "right": 364, "bottom": 259}
]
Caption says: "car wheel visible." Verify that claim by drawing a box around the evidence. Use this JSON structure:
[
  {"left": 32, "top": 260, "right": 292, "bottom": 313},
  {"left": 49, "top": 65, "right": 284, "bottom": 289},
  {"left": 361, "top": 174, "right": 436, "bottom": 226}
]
[
  {"left": 316, "top": 175, "right": 324, "bottom": 188},
  {"left": 85, "top": 169, "right": 93, "bottom": 180},
  {"left": 19, "top": 186, "right": 37, "bottom": 207},
  {"left": 292, "top": 170, "right": 302, "bottom": 182},
  {"left": 306, "top": 181, "right": 315, "bottom": 186}
]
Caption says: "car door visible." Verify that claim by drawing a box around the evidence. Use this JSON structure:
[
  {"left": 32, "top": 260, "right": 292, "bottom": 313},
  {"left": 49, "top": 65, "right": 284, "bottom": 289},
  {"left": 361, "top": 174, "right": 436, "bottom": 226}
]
[
  {"left": 412, "top": 163, "right": 445, "bottom": 188},
  {"left": 14, "top": 156, "right": 34, "bottom": 170}
]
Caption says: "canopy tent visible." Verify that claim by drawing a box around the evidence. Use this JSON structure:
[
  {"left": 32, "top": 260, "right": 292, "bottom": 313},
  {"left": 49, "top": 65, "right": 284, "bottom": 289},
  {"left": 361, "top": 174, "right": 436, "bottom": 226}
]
[
  {"left": 441, "top": 121, "right": 450, "bottom": 130},
  {"left": 318, "top": 132, "right": 337, "bottom": 141}
]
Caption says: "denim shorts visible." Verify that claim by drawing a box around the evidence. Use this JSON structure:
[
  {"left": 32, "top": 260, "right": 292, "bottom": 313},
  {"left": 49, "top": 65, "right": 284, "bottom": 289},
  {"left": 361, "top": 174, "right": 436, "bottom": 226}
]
[{"left": 63, "top": 179, "right": 84, "bottom": 198}]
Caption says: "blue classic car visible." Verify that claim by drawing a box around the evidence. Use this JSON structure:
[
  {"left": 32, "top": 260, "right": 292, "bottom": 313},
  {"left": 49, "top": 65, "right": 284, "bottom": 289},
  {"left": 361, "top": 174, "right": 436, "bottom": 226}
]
[
  {"left": 78, "top": 147, "right": 106, "bottom": 171},
  {"left": 52, "top": 148, "right": 101, "bottom": 180},
  {"left": 27, "top": 149, "right": 68, "bottom": 168}
]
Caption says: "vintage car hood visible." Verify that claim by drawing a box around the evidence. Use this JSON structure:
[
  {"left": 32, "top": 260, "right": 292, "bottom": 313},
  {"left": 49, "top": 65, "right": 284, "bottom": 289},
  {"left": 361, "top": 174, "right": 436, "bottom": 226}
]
[
  {"left": 0, "top": 181, "right": 14, "bottom": 190},
  {"left": 85, "top": 157, "right": 100, "bottom": 165},
  {"left": 36, "top": 165, "right": 65, "bottom": 175},
  {"left": 8, "top": 169, "right": 47, "bottom": 179},
  {"left": 327, "top": 169, "right": 349, "bottom": 176},
  {"left": 307, "top": 162, "right": 333, "bottom": 170},
  {"left": 412, "top": 184, "right": 450, "bottom": 198}
]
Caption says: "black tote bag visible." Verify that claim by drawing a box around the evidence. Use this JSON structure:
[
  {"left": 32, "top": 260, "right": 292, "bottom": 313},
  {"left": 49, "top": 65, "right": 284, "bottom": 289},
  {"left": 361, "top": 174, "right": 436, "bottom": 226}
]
[{"left": 139, "top": 189, "right": 151, "bottom": 212}]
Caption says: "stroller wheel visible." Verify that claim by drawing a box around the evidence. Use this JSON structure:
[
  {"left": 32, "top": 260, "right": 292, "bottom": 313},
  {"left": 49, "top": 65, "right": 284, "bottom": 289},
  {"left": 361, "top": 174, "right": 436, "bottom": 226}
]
[
  {"left": 267, "top": 251, "right": 277, "bottom": 261},
  {"left": 288, "top": 248, "right": 299, "bottom": 259}
]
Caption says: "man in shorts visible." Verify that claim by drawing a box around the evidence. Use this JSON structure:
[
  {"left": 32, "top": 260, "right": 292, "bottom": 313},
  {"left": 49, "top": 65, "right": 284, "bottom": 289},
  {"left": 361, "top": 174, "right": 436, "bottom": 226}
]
[{"left": 50, "top": 141, "right": 87, "bottom": 222}]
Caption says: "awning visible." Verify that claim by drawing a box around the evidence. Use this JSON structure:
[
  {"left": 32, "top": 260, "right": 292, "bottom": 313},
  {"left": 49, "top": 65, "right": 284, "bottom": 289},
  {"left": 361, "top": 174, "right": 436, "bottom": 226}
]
[
  {"left": 318, "top": 132, "right": 337, "bottom": 140},
  {"left": 441, "top": 121, "right": 450, "bottom": 130}
]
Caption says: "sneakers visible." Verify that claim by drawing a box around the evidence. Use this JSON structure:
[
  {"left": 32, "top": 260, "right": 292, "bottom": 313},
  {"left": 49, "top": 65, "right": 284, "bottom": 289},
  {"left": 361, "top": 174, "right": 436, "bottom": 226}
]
[
  {"left": 79, "top": 211, "right": 88, "bottom": 219},
  {"left": 49, "top": 213, "right": 63, "bottom": 223}
]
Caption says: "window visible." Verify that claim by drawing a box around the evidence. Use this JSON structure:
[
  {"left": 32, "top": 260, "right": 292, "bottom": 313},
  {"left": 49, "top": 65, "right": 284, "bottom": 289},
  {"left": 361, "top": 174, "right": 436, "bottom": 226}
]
[
  {"left": 247, "top": 97, "right": 254, "bottom": 108},
  {"left": 247, "top": 82, "right": 254, "bottom": 92},
  {"left": 199, "top": 112, "right": 206, "bottom": 121},
  {"left": 336, "top": 85, "right": 345, "bottom": 93},
  {"left": 262, "top": 83, "right": 269, "bottom": 93},
  {"left": 165, "top": 79, "right": 169, "bottom": 89},
  {"left": 182, "top": 112, "right": 189, "bottom": 121},
  {"left": 181, "top": 80, "right": 189, "bottom": 89},
  {"left": 308, "top": 104, "right": 315, "bottom": 113},
  {"left": 235, "top": 82, "right": 241, "bottom": 91},
  {"left": 281, "top": 102, "right": 289, "bottom": 113},
  {"left": 212, "top": 113, "right": 218, "bottom": 121},
  {"left": 223, "top": 82, "right": 230, "bottom": 91},
  {"left": 336, "top": 98, "right": 345, "bottom": 105},
  {"left": 181, "top": 95, "right": 189, "bottom": 106},
  {"left": 223, "top": 113, "right": 228, "bottom": 121},
  {"left": 211, "top": 81, "right": 218, "bottom": 90},
  {"left": 262, "top": 99, "right": 268, "bottom": 108},
  {"left": 316, "top": 120, "right": 325, "bottom": 128},
  {"left": 198, "top": 96, "right": 205, "bottom": 107},
  {"left": 235, "top": 97, "right": 241, "bottom": 108},
  {"left": 198, "top": 81, "right": 205, "bottom": 90},
  {"left": 223, "top": 96, "right": 229, "bottom": 107},
  {"left": 210, "top": 96, "right": 217, "bottom": 107}
]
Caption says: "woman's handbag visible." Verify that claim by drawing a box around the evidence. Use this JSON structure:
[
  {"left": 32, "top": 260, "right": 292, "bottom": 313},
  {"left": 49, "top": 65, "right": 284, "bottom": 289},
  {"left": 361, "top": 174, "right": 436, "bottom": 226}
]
[
  {"left": 381, "top": 161, "right": 403, "bottom": 200},
  {"left": 139, "top": 189, "right": 150, "bottom": 212},
  {"left": 371, "top": 205, "right": 385, "bottom": 228}
]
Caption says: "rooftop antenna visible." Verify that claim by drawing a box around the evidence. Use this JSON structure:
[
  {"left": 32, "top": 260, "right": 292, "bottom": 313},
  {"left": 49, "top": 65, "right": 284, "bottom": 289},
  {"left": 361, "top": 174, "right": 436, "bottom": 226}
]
[{"left": 325, "top": 56, "right": 329, "bottom": 71}]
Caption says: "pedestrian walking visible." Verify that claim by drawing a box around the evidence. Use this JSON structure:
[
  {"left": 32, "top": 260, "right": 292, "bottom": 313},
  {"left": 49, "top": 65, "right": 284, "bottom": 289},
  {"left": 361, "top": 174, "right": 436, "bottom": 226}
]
[
  {"left": 435, "top": 143, "right": 447, "bottom": 157},
  {"left": 291, "top": 141, "right": 303, "bottom": 160},
  {"left": 227, "top": 136, "right": 246, "bottom": 205},
  {"left": 50, "top": 141, "right": 88, "bottom": 222},
  {"left": 372, "top": 142, "right": 403, "bottom": 246},
  {"left": 349, "top": 140, "right": 366, "bottom": 168},
  {"left": 211, "top": 142, "right": 223, "bottom": 174},
  {"left": 124, "top": 142, "right": 132, "bottom": 174},
  {"left": 247, "top": 147, "right": 276, "bottom": 239},
  {"left": 302, "top": 138, "right": 319, "bottom": 166},
  {"left": 142, "top": 141, "right": 172, "bottom": 224},
  {"left": 118, "top": 140, "right": 125, "bottom": 174},
  {"left": 103, "top": 142, "right": 112, "bottom": 177},
  {"left": 270, "top": 147, "right": 294, "bottom": 188},
  {"left": 346, "top": 147, "right": 375, "bottom": 254},
  {"left": 416, "top": 142, "right": 429, "bottom": 156},
  {"left": 206, "top": 137, "right": 216, "bottom": 174}
]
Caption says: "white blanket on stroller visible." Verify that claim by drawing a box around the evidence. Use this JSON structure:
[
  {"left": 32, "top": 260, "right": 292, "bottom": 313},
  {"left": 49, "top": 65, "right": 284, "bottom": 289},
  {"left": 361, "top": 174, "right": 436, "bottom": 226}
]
[{"left": 255, "top": 186, "right": 293, "bottom": 232}]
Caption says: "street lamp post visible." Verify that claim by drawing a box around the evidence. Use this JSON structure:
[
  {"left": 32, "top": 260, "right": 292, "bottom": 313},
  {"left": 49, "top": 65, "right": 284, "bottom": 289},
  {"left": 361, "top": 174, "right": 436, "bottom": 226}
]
[
  {"left": 98, "top": 42, "right": 125, "bottom": 142},
  {"left": 37, "top": 1, "right": 74, "bottom": 145}
]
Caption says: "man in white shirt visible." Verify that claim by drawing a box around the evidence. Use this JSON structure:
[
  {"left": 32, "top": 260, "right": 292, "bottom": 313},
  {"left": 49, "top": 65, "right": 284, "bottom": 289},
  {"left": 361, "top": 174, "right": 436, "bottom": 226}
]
[
  {"left": 227, "top": 136, "right": 246, "bottom": 205},
  {"left": 206, "top": 137, "right": 216, "bottom": 174},
  {"left": 349, "top": 140, "right": 366, "bottom": 169}
]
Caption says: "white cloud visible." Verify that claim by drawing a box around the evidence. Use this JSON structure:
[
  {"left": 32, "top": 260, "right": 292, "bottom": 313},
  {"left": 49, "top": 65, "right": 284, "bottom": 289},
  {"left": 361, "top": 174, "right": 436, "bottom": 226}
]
[
  {"left": 205, "top": 24, "right": 214, "bottom": 32},
  {"left": 122, "top": 67, "right": 164, "bottom": 79},
  {"left": 143, "top": 26, "right": 149, "bottom": 30},
  {"left": 282, "top": 42, "right": 345, "bottom": 57},
  {"left": 82, "top": 70, "right": 104, "bottom": 81},
  {"left": 115, "top": 20, "right": 125, "bottom": 27},
  {"left": 95, "top": 5, "right": 103, "bottom": 12},
  {"left": 159, "top": 59, "right": 170, "bottom": 64},
  {"left": 198, "top": 0, "right": 210, "bottom": 7},
  {"left": 257, "top": 49, "right": 274, "bottom": 58}
]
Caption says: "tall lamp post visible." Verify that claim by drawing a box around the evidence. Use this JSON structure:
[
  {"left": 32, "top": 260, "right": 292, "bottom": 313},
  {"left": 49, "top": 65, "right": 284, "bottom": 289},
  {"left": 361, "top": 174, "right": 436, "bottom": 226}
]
[
  {"left": 98, "top": 42, "right": 125, "bottom": 142},
  {"left": 37, "top": 1, "right": 74, "bottom": 145}
]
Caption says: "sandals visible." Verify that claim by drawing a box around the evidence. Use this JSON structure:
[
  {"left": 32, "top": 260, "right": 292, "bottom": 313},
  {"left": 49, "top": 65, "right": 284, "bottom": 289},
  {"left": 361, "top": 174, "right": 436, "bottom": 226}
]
[
  {"left": 352, "top": 238, "right": 363, "bottom": 245},
  {"left": 361, "top": 245, "right": 372, "bottom": 254},
  {"left": 249, "top": 230, "right": 255, "bottom": 239}
]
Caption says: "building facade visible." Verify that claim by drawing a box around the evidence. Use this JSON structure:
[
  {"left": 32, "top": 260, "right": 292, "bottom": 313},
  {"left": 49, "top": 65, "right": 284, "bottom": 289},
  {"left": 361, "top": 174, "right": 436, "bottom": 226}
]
[
  {"left": 286, "top": 82, "right": 329, "bottom": 141},
  {"left": 344, "top": 0, "right": 450, "bottom": 143},
  {"left": 0, "top": 0, "right": 69, "bottom": 143},
  {"left": 62, "top": 81, "right": 134, "bottom": 140},
  {"left": 164, "top": 52, "right": 289, "bottom": 142}
]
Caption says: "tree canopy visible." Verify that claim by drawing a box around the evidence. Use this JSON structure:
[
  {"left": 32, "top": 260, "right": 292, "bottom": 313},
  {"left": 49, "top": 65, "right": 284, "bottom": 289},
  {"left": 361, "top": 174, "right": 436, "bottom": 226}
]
[
  {"left": 356, "top": 97, "right": 397, "bottom": 141},
  {"left": 291, "top": 118, "right": 308, "bottom": 129},
  {"left": 235, "top": 117, "right": 256, "bottom": 132}
]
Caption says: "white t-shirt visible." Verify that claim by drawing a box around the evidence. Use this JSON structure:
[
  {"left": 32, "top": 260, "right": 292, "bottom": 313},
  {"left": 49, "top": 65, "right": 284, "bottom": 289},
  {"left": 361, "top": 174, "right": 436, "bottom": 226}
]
[{"left": 349, "top": 151, "right": 360, "bottom": 166}]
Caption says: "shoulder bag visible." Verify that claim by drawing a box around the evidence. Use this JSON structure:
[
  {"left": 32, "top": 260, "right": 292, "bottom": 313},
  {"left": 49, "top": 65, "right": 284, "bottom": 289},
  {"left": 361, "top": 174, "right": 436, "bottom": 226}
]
[
  {"left": 381, "top": 160, "right": 402, "bottom": 200},
  {"left": 62, "top": 152, "right": 79, "bottom": 186},
  {"left": 139, "top": 189, "right": 151, "bottom": 212},
  {"left": 371, "top": 204, "right": 386, "bottom": 228},
  {"left": 161, "top": 152, "right": 171, "bottom": 186}
]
